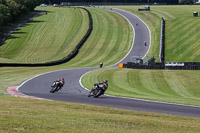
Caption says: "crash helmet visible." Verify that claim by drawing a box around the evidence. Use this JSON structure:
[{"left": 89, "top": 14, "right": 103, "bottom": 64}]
[
  {"left": 61, "top": 78, "right": 64, "bottom": 81},
  {"left": 104, "top": 80, "right": 108, "bottom": 83}
]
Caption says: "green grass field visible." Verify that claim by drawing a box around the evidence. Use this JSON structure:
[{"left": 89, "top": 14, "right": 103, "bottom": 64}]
[
  {"left": 0, "top": 7, "right": 89, "bottom": 63},
  {"left": 1, "top": 5, "right": 200, "bottom": 132},
  {"left": 82, "top": 68, "right": 200, "bottom": 106},
  {"left": 113, "top": 5, "right": 200, "bottom": 62},
  {"left": 0, "top": 7, "right": 133, "bottom": 93},
  {"left": 1, "top": 96, "right": 200, "bottom": 133},
  {"left": 65, "top": 8, "right": 133, "bottom": 67}
]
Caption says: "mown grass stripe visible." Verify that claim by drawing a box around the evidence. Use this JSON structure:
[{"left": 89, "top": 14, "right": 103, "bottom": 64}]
[
  {"left": 105, "top": 11, "right": 133, "bottom": 65},
  {"left": 89, "top": 11, "right": 118, "bottom": 66},
  {"left": 115, "top": 6, "right": 200, "bottom": 62},
  {"left": 68, "top": 9, "right": 109, "bottom": 66},
  {"left": 111, "top": 69, "right": 141, "bottom": 96},
  {"left": 151, "top": 10, "right": 175, "bottom": 20},
  {"left": 166, "top": 18, "right": 200, "bottom": 62},
  {"left": 139, "top": 71, "right": 172, "bottom": 97},
  {"left": 65, "top": 8, "right": 133, "bottom": 67},
  {"left": 1, "top": 6, "right": 200, "bottom": 131},
  {"left": 0, "top": 7, "right": 87, "bottom": 63},
  {"left": 82, "top": 67, "right": 200, "bottom": 106},
  {"left": 127, "top": 70, "right": 156, "bottom": 96},
  {"left": 85, "top": 10, "right": 114, "bottom": 66}
]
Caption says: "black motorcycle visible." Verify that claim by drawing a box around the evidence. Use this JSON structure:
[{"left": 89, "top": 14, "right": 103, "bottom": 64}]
[
  {"left": 88, "top": 84, "right": 103, "bottom": 98},
  {"left": 50, "top": 81, "right": 61, "bottom": 93}
]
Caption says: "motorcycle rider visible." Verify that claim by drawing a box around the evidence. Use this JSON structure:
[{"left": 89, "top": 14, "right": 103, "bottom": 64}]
[
  {"left": 54, "top": 78, "right": 65, "bottom": 90},
  {"left": 59, "top": 78, "right": 65, "bottom": 89},
  {"left": 88, "top": 80, "right": 108, "bottom": 97},
  {"left": 96, "top": 80, "right": 108, "bottom": 94}
]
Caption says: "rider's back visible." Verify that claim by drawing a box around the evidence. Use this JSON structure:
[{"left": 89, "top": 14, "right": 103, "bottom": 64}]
[{"left": 98, "top": 82, "right": 108, "bottom": 91}]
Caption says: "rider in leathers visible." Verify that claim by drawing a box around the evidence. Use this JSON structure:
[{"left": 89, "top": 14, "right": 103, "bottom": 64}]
[
  {"left": 54, "top": 78, "right": 65, "bottom": 90},
  {"left": 96, "top": 80, "right": 108, "bottom": 94}
]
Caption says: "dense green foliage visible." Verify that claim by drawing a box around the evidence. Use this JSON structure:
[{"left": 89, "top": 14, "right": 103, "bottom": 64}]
[
  {"left": 44, "top": 0, "right": 179, "bottom": 4},
  {"left": 0, "top": 0, "right": 43, "bottom": 27}
]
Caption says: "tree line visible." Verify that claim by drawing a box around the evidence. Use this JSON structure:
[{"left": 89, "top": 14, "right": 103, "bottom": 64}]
[
  {"left": 0, "top": 0, "right": 194, "bottom": 28},
  {"left": 45, "top": 0, "right": 195, "bottom": 5},
  {"left": 0, "top": 0, "right": 44, "bottom": 27}
]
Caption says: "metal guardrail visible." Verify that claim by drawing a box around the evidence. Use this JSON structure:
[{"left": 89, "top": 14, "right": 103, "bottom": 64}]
[
  {"left": 60, "top": 2, "right": 170, "bottom": 6},
  {"left": 122, "top": 16, "right": 200, "bottom": 70},
  {"left": 123, "top": 62, "right": 200, "bottom": 70},
  {"left": 144, "top": 56, "right": 155, "bottom": 65}
]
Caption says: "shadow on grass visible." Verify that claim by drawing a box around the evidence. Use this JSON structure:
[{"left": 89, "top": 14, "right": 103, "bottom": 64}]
[
  {"left": 0, "top": 31, "right": 25, "bottom": 46},
  {"left": 12, "top": 31, "right": 26, "bottom": 34},
  {"left": 0, "top": 10, "right": 52, "bottom": 46},
  {"left": 28, "top": 20, "right": 45, "bottom": 23},
  {"left": 7, "top": 35, "right": 20, "bottom": 39}
]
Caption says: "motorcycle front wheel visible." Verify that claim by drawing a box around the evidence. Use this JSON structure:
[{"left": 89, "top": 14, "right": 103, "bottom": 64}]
[
  {"left": 94, "top": 89, "right": 102, "bottom": 98},
  {"left": 50, "top": 86, "right": 58, "bottom": 93}
]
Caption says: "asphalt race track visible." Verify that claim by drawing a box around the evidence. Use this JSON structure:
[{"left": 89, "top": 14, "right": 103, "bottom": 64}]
[{"left": 18, "top": 8, "right": 200, "bottom": 118}]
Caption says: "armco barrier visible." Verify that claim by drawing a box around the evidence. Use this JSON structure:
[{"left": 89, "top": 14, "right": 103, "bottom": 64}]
[
  {"left": 123, "top": 62, "right": 200, "bottom": 70},
  {"left": 121, "top": 17, "right": 200, "bottom": 70},
  {"left": 144, "top": 56, "right": 155, "bottom": 65},
  {"left": 124, "top": 62, "right": 165, "bottom": 70},
  {"left": 0, "top": 7, "right": 93, "bottom": 67},
  {"left": 61, "top": 2, "right": 171, "bottom": 6},
  {"left": 138, "top": 8, "right": 150, "bottom": 11}
]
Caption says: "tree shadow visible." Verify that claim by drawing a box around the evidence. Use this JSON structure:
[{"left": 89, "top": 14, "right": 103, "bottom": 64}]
[
  {"left": 0, "top": 35, "right": 19, "bottom": 46},
  {"left": 7, "top": 35, "right": 20, "bottom": 39},
  {"left": 0, "top": 30, "right": 25, "bottom": 46},
  {"left": 0, "top": 10, "right": 53, "bottom": 46},
  {"left": 28, "top": 20, "right": 45, "bottom": 23},
  {"left": 12, "top": 31, "right": 26, "bottom": 34}
]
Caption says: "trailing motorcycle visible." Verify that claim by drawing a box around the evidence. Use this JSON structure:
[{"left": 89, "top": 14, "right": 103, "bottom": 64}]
[{"left": 88, "top": 84, "right": 104, "bottom": 98}]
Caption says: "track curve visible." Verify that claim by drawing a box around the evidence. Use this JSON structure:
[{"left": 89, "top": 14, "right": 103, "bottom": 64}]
[{"left": 18, "top": 8, "right": 200, "bottom": 118}]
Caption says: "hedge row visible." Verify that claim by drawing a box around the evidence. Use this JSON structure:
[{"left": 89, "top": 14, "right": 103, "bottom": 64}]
[{"left": 0, "top": 7, "right": 93, "bottom": 67}]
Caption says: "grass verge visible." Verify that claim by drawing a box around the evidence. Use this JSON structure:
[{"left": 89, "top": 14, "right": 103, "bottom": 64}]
[
  {"left": 0, "top": 7, "right": 88, "bottom": 63},
  {"left": 113, "top": 5, "right": 200, "bottom": 62},
  {"left": 1, "top": 96, "right": 200, "bottom": 132},
  {"left": 1, "top": 6, "right": 200, "bottom": 132},
  {"left": 82, "top": 68, "right": 200, "bottom": 106}
]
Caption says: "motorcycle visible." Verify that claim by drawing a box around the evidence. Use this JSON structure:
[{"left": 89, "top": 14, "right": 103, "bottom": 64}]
[
  {"left": 88, "top": 84, "right": 103, "bottom": 98},
  {"left": 50, "top": 81, "right": 61, "bottom": 93}
]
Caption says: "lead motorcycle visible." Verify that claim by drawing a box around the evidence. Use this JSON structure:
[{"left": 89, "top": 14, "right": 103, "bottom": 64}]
[
  {"left": 50, "top": 81, "right": 61, "bottom": 93},
  {"left": 88, "top": 84, "right": 104, "bottom": 98}
]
